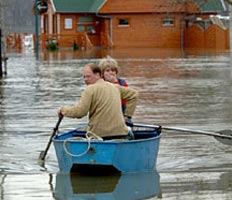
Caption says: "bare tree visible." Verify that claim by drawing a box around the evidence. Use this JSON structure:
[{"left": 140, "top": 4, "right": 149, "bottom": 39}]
[
  {"left": 153, "top": 0, "right": 210, "bottom": 12},
  {"left": 171, "top": 0, "right": 208, "bottom": 5},
  {"left": 225, "top": 0, "right": 232, "bottom": 5}
]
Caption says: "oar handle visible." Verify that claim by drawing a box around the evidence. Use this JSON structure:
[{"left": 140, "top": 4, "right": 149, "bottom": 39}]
[
  {"left": 46, "top": 115, "right": 63, "bottom": 148},
  {"left": 54, "top": 115, "right": 63, "bottom": 133}
]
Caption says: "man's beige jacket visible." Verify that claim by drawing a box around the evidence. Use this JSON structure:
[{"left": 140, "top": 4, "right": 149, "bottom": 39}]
[{"left": 61, "top": 79, "right": 138, "bottom": 137}]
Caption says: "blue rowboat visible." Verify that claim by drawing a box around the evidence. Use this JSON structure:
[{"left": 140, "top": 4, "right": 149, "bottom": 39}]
[{"left": 52, "top": 124, "right": 161, "bottom": 173}]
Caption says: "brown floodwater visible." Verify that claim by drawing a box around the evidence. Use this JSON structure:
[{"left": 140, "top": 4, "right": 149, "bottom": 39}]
[{"left": 0, "top": 48, "right": 232, "bottom": 199}]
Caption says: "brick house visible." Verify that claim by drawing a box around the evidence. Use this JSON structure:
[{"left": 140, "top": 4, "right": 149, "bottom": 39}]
[{"left": 38, "top": 0, "right": 229, "bottom": 50}]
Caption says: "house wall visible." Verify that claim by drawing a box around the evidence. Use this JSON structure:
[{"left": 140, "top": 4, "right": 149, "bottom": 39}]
[
  {"left": 110, "top": 14, "right": 182, "bottom": 48},
  {"left": 38, "top": 0, "right": 229, "bottom": 50},
  {"left": 184, "top": 24, "right": 229, "bottom": 49},
  {"left": 59, "top": 15, "right": 77, "bottom": 35},
  {"left": 41, "top": 13, "right": 102, "bottom": 48}
]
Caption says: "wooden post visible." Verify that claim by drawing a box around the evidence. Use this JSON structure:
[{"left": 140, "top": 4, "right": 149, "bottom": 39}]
[
  {"left": 35, "top": 0, "right": 39, "bottom": 60},
  {"left": 3, "top": 57, "right": 8, "bottom": 75},
  {"left": 0, "top": 28, "right": 2, "bottom": 77}
]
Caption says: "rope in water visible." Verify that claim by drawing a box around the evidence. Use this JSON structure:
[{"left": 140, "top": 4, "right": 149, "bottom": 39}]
[{"left": 63, "top": 131, "right": 103, "bottom": 157}]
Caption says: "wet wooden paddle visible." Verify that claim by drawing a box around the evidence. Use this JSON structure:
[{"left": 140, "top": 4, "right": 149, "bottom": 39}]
[
  {"left": 38, "top": 116, "right": 63, "bottom": 162},
  {"left": 135, "top": 124, "right": 232, "bottom": 146},
  {"left": 215, "top": 129, "right": 232, "bottom": 145}
]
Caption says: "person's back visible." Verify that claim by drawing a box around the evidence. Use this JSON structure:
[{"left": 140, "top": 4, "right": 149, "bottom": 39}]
[
  {"left": 85, "top": 79, "right": 128, "bottom": 136},
  {"left": 58, "top": 63, "right": 138, "bottom": 138}
]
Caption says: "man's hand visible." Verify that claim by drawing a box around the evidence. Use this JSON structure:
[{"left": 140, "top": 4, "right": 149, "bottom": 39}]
[
  {"left": 58, "top": 107, "right": 64, "bottom": 119},
  {"left": 125, "top": 116, "right": 133, "bottom": 127}
]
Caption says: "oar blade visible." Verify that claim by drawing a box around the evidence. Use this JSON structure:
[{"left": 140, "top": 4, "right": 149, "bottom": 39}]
[
  {"left": 38, "top": 152, "right": 46, "bottom": 167},
  {"left": 215, "top": 130, "right": 232, "bottom": 145},
  {"left": 39, "top": 151, "right": 46, "bottom": 161}
]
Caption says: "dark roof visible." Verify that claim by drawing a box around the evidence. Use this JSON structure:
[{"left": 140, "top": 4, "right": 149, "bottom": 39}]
[
  {"left": 51, "top": 0, "right": 227, "bottom": 14},
  {"left": 198, "top": 0, "right": 226, "bottom": 12},
  {"left": 52, "top": 0, "right": 106, "bottom": 13}
]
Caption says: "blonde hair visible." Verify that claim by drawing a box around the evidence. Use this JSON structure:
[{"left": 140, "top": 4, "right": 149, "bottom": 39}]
[{"left": 99, "top": 55, "right": 119, "bottom": 75}]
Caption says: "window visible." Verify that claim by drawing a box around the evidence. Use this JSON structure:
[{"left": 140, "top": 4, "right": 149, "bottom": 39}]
[
  {"left": 65, "top": 18, "right": 73, "bottom": 29},
  {"left": 77, "top": 25, "right": 85, "bottom": 32},
  {"left": 163, "top": 18, "right": 174, "bottom": 26},
  {"left": 118, "top": 19, "right": 129, "bottom": 27},
  {"left": 77, "top": 16, "right": 95, "bottom": 34}
]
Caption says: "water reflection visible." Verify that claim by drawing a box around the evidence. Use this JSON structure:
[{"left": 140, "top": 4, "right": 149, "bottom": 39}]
[
  {"left": 39, "top": 48, "right": 231, "bottom": 60},
  {"left": 0, "top": 49, "right": 232, "bottom": 199},
  {"left": 160, "top": 171, "right": 232, "bottom": 199},
  {"left": 1, "top": 171, "right": 231, "bottom": 200},
  {"left": 54, "top": 171, "right": 161, "bottom": 200},
  {"left": 0, "top": 174, "right": 55, "bottom": 200}
]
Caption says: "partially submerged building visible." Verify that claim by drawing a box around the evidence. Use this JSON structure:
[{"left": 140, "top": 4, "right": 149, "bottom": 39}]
[{"left": 37, "top": 0, "right": 229, "bottom": 50}]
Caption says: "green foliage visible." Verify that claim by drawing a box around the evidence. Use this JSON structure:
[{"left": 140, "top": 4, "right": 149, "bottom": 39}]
[{"left": 48, "top": 42, "right": 58, "bottom": 51}]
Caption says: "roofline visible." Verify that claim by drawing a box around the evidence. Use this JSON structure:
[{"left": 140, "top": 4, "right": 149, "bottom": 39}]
[
  {"left": 49, "top": 0, "right": 107, "bottom": 14},
  {"left": 220, "top": 0, "right": 227, "bottom": 11},
  {"left": 50, "top": 0, "right": 56, "bottom": 12},
  {"left": 49, "top": 0, "right": 226, "bottom": 15},
  {"left": 97, "top": 0, "right": 107, "bottom": 12}
]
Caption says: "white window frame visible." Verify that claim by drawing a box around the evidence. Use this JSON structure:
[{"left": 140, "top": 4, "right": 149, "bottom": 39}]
[
  {"left": 118, "top": 18, "right": 130, "bottom": 27},
  {"left": 65, "top": 18, "right": 73, "bottom": 29},
  {"left": 163, "top": 18, "right": 174, "bottom": 26}
]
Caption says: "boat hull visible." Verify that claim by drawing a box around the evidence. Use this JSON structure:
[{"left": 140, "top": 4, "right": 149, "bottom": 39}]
[{"left": 53, "top": 124, "right": 161, "bottom": 173}]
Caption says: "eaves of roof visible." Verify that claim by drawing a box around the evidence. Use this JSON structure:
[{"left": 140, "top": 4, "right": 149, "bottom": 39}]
[
  {"left": 51, "top": 0, "right": 106, "bottom": 13},
  {"left": 51, "top": 0, "right": 227, "bottom": 14},
  {"left": 197, "top": 0, "right": 226, "bottom": 13}
]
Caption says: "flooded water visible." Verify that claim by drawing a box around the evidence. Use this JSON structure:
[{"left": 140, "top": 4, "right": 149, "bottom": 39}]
[{"left": 0, "top": 48, "right": 232, "bottom": 199}]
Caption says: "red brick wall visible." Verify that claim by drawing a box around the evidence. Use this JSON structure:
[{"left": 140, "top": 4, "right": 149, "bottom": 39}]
[
  {"left": 111, "top": 14, "right": 182, "bottom": 48},
  {"left": 184, "top": 24, "right": 229, "bottom": 49},
  {"left": 225, "top": 29, "right": 230, "bottom": 49},
  {"left": 60, "top": 15, "right": 77, "bottom": 35},
  {"left": 58, "top": 14, "right": 102, "bottom": 47},
  {"left": 41, "top": 1, "right": 229, "bottom": 50}
]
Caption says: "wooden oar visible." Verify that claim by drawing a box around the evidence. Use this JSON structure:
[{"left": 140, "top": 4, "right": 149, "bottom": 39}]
[
  {"left": 134, "top": 123, "right": 232, "bottom": 145},
  {"left": 38, "top": 116, "right": 63, "bottom": 162},
  {"left": 214, "top": 129, "right": 232, "bottom": 145}
]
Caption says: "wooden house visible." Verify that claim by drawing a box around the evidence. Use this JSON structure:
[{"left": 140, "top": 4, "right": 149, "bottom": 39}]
[{"left": 37, "top": 0, "right": 229, "bottom": 50}]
